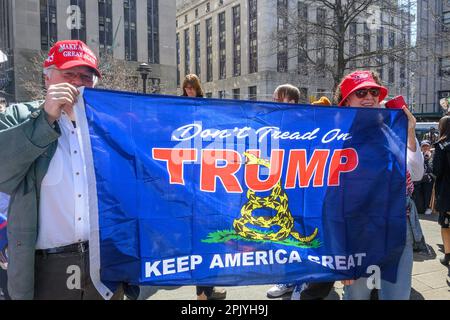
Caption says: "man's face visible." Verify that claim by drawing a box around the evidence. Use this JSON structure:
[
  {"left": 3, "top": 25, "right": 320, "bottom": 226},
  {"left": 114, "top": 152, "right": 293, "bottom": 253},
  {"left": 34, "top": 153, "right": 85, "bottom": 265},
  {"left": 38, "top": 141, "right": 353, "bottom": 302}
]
[
  {"left": 45, "top": 66, "right": 96, "bottom": 88},
  {"left": 421, "top": 144, "right": 431, "bottom": 153}
]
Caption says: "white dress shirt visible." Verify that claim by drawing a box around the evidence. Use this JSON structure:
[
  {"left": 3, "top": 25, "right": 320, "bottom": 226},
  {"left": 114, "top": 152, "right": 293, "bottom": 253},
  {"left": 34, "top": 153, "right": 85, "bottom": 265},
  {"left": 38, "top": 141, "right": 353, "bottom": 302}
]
[
  {"left": 36, "top": 112, "right": 89, "bottom": 250},
  {"left": 407, "top": 138, "right": 424, "bottom": 182}
]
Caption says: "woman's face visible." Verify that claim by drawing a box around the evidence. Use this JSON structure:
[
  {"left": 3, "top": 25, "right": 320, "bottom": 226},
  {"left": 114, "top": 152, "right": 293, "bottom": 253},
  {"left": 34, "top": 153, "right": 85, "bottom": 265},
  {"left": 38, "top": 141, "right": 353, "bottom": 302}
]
[
  {"left": 184, "top": 85, "right": 197, "bottom": 97},
  {"left": 273, "top": 91, "right": 295, "bottom": 104},
  {"left": 344, "top": 87, "right": 381, "bottom": 108}
]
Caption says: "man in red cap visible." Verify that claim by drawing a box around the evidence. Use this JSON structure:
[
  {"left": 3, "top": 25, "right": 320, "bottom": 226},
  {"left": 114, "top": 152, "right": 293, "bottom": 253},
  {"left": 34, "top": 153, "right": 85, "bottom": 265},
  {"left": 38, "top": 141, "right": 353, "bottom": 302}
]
[
  {"left": 43, "top": 40, "right": 101, "bottom": 124},
  {"left": 0, "top": 40, "right": 124, "bottom": 300}
]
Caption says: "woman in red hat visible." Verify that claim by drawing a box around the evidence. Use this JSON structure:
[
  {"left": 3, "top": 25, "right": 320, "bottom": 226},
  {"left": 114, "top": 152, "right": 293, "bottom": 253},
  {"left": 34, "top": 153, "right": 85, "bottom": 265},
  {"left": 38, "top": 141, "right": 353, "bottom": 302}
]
[{"left": 335, "top": 70, "right": 424, "bottom": 300}]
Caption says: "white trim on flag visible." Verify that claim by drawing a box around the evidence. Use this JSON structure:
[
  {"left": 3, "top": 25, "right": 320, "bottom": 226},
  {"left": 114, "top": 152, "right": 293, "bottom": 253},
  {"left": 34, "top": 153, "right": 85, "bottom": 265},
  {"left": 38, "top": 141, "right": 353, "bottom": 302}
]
[{"left": 75, "top": 87, "right": 115, "bottom": 300}]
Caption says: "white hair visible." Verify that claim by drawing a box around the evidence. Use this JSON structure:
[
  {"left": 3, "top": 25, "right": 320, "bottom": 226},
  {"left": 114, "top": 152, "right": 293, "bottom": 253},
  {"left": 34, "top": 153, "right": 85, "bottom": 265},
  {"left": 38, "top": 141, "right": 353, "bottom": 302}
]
[{"left": 43, "top": 66, "right": 98, "bottom": 87}]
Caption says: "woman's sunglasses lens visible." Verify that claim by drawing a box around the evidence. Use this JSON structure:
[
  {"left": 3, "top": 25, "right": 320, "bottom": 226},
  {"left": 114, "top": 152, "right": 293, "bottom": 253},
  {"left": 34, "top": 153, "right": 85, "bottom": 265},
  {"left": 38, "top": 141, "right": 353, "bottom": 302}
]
[
  {"left": 369, "top": 89, "right": 380, "bottom": 97},
  {"left": 355, "top": 88, "right": 381, "bottom": 98}
]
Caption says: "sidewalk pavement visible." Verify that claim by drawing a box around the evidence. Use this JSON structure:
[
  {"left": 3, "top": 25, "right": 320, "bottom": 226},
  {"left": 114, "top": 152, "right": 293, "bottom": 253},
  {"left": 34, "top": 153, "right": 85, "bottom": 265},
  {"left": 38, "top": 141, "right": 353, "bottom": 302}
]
[{"left": 142, "top": 213, "right": 450, "bottom": 300}]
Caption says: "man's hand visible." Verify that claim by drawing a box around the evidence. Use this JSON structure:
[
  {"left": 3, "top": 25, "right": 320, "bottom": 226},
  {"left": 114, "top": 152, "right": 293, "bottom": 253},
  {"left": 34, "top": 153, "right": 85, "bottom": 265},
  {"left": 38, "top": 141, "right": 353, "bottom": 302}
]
[{"left": 44, "top": 83, "right": 80, "bottom": 124}]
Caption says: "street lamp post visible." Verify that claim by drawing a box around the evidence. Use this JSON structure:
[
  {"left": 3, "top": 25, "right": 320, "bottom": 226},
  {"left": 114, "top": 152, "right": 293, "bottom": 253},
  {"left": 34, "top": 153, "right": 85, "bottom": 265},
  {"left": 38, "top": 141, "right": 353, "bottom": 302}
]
[{"left": 137, "top": 63, "right": 152, "bottom": 94}]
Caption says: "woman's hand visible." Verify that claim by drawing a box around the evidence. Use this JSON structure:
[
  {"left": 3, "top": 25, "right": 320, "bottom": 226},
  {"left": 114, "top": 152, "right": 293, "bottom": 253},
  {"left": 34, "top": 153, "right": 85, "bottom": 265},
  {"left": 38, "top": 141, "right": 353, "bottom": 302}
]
[{"left": 402, "top": 106, "right": 417, "bottom": 152}]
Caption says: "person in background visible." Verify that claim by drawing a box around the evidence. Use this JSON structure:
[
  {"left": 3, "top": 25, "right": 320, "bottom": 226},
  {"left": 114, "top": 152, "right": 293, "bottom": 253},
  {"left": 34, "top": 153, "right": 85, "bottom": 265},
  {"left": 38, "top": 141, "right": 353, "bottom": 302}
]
[
  {"left": 290, "top": 94, "right": 335, "bottom": 301},
  {"left": 424, "top": 127, "right": 439, "bottom": 145},
  {"left": 182, "top": 74, "right": 227, "bottom": 300},
  {"left": 266, "top": 84, "right": 301, "bottom": 299},
  {"left": 268, "top": 89, "right": 340, "bottom": 301},
  {"left": 272, "top": 84, "right": 301, "bottom": 104},
  {"left": 432, "top": 116, "right": 450, "bottom": 267},
  {"left": 413, "top": 140, "right": 435, "bottom": 215}
]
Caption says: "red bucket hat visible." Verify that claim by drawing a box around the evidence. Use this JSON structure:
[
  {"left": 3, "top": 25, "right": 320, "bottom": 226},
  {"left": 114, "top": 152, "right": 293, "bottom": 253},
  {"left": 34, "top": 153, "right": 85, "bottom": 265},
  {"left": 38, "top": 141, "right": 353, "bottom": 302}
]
[
  {"left": 43, "top": 40, "right": 101, "bottom": 77},
  {"left": 338, "top": 71, "right": 387, "bottom": 106}
]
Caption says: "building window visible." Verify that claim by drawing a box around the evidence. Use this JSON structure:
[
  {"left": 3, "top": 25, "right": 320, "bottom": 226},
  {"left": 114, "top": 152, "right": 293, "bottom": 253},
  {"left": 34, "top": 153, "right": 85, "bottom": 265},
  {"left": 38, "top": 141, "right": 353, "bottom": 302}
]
[
  {"left": 299, "top": 87, "right": 308, "bottom": 103},
  {"left": 440, "top": 57, "right": 450, "bottom": 77},
  {"left": 218, "top": 90, "right": 225, "bottom": 99},
  {"left": 184, "top": 15, "right": 188, "bottom": 24},
  {"left": 348, "top": 22, "right": 357, "bottom": 69},
  {"left": 184, "top": 28, "right": 190, "bottom": 75},
  {"left": 206, "top": 18, "right": 213, "bottom": 82},
  {"left": 377, "top": 55, "right": 383, "bottom": 80},
  {"left": 248, "top": 86, "right": 257, "bottom": 100},
  {"left": 298, "top": 1, "right": 308, "bottom": 76},
  {"left": 232, "top": 5, "right": 241, "bottom": 77},
  {"left": 195, "top": 8, "right": 198, "bottom": 18},
  {"left": 40, "top": 0, "right": 58, "bottom": 51},
  {"left": 147, "top": 0, "right": 159, "bottom": 64},
  {"left": 299, "top": 0, "right": 308, "bottom": 20},
  {"left": 399, "top": 62, "right": 406, "bottom": 87},
  {"left": 316, "top": 8, "right": 327, "bottom": 78},
  {"left": 206, "top": 2, "right": 210, "bottom": 13},
  {"left": 377, "top": 27, "right": 384, "bottom": 50},
  {"left": 205, "top": 92, "right": 212, "bottom": 98},
  {"left": 176, "top": 33, "right": 180, "bottom": 86},
  {"left": 317, "top": 7, "right": 326, "bottom": 33},
  {"left": 124, "top": 0, "right": 137, "bottom": 61},
  {"left": 218, "top": 12, "right": 226, "bottom": 79},
  {"left": 248, "top": 0, "right": 258, "bottom": 74},
  {"left": 363, "top": 22, "right": 371, "bottom": 66},
  {"left": 388, "top": 31, "right": 395, "bottom": 48},
  {"left": 443, "top": 11, "right": 450, "bottom": 30},
  {"left": 277, "top": 0, "right": 288, "bottom": 73},
  {"left": 388, "top": 57, "right": 395, "bottom": 84},
  {"left": 70, "top": 0, "right": 86, "bottom": 43},
  {"left": 316, "top": 46, "right": 326, "bottom": 78},
  {"left": 194, "top": 24, "right": 201, "bottom": 76},
  {"left": 233, "top": 88, "right": 240, "bottom": 100},
  {"left": 363, "top": 23, "right": 371, "bottom": 53},
  {"left": 98, "top": 0, "right": 113, "bottom": 55}
]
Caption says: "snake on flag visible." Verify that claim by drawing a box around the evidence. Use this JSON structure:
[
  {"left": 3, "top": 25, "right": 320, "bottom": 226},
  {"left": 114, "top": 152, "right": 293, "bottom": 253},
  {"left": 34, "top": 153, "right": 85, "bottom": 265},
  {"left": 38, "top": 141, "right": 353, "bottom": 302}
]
[{"left": 233, "top": 152, "right": 318, "bottom": 243}]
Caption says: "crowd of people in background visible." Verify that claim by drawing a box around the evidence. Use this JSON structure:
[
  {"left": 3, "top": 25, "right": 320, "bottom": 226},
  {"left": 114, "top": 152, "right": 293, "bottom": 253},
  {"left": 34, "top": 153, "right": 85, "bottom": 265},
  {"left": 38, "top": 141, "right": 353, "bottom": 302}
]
[{"left": 0, "top": 39, "right": 449, "bottom": 300}]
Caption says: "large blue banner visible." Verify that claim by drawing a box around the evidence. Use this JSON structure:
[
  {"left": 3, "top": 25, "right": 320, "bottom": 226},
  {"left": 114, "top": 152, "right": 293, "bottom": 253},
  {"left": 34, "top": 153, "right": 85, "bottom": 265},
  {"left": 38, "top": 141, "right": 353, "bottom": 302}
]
[{"left": 78, "top": 88, "right": 407, "bottom": 292}]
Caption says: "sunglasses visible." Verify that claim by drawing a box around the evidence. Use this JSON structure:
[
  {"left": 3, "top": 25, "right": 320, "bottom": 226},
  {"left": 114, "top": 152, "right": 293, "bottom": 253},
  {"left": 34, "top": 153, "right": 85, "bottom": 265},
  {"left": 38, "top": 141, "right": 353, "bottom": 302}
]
[{"left": 354, "top": 88, "right": 381, "bottom": 98}]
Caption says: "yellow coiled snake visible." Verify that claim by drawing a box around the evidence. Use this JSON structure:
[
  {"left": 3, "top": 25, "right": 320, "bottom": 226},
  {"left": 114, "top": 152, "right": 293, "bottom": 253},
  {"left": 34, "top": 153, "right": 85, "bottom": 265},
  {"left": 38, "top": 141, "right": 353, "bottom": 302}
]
[{"left": 233, "top": 152, "right": 318, "bottom": 243}]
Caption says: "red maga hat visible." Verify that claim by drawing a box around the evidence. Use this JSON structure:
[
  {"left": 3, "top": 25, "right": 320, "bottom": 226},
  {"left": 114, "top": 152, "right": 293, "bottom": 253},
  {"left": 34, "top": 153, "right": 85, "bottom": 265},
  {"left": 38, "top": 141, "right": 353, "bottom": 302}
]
[
  {"left": 338, "top": 71, "right": 387, "bottom": 106},
  {"left": 43, "top": 40, "right": 101, "bottom": 77}
]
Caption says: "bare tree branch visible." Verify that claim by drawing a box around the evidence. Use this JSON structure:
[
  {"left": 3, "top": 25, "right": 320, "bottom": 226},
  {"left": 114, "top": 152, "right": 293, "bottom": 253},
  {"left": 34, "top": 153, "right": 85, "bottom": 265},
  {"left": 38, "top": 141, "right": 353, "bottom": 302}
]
[{"left": 271, "top": 0, "right": 416, "bottom": 89}]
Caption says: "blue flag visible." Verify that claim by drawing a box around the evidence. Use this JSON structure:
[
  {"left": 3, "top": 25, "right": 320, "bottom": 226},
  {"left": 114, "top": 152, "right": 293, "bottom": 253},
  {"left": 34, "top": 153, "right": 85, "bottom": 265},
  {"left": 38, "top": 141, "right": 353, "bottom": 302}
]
[{"left": 77, "top": 88, "right": 407, "bottom": 297}]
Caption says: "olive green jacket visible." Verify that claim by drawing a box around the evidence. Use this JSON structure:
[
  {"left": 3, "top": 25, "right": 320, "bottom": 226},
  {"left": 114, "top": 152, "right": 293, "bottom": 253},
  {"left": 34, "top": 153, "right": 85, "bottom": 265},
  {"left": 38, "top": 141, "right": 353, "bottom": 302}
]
[{"left": 0, "top": 101, "right": 60, "bottom": 299}]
